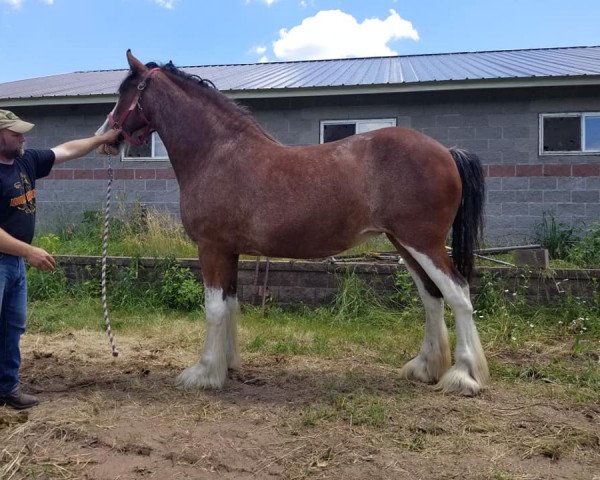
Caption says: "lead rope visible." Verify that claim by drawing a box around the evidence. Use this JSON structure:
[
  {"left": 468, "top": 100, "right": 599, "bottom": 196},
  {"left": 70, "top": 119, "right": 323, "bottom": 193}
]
[{"left": 101, "top": 155, "right": 118, "bottom": 357}]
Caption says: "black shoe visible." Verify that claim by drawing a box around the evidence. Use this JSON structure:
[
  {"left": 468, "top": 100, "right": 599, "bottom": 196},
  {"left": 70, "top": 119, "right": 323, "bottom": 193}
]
[{"left": 0, "top": 388, "right": 39, "bottom": 410}]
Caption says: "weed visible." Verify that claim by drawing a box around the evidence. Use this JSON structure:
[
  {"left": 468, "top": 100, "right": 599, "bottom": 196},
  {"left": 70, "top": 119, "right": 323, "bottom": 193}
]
[
  {"left": 302, "top": 405, "right": 335, "bottom": 427},
  {"left": 391, "top": 268, "right": 419, "bottom": 308},
  {"left": 533, "top": 211, "right": 579, "bottom": 259},
  {"left": 159, "top": 263, "right": 204, "bottom": 310},
  {"left": 34, "top": 204, "right": 197, "bottom": 258},
  {"left": 569, "top": 221, "right": 600, "bottom": 267},
  {"left": 474, "top": 270, "right": 507, "bottom": 314},
  {"left": 247, "top": 335, "right": 266, "bottom": 352},
  {"left": 27, "top": 267, "right": 70, "bottom": 300},
  {"left": 331, "top": 271, "right": 384, "bottom": 324}
]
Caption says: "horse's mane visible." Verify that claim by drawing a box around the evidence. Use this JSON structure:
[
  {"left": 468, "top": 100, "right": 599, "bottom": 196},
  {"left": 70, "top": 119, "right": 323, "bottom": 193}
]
[
  {"left": 119, "top": 61, "right": 278, "bottom": 143},
  {"left": 118, "top": 61, "right": 215, "bottom": 93}
]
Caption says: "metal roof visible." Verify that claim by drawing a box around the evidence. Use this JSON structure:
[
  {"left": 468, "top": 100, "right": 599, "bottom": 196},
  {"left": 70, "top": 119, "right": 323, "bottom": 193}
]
[{"left": 2, "top": 45, "right": 600, "bottom": 105}]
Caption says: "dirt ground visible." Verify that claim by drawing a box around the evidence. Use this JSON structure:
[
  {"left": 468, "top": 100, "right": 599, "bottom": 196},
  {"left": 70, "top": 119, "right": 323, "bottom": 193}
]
[{"left": 1, "top": 330, "right": 599, "bottom": 480}]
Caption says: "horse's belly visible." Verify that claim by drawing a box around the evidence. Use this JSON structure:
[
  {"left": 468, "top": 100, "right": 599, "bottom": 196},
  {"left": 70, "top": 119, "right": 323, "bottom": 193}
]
[{"left": 245, "top": 226, "right": 380, "bottom": 259}]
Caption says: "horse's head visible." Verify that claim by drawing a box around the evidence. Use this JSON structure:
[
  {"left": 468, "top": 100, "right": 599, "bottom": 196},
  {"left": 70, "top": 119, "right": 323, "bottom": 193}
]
[{"left": 96, "top": 50, "right": 160, "bottom": 155}]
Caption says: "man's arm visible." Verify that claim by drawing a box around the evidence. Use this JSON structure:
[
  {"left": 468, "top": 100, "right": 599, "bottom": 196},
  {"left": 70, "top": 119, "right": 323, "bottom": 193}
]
[
  {"left": 51, "top": 128, "right": 121, "bottom": 164},
  {"left": 0, "top": 228, "right": 56, "bottom": 271}
]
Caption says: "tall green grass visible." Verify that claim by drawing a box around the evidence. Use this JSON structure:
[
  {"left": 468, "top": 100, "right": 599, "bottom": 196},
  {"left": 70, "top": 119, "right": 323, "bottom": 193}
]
[
  {"left": 534, "top": 210, "right": 600, "bottom": 267},
  {"left": 35, "top": 203, "right": 197, "bottom": 258}
]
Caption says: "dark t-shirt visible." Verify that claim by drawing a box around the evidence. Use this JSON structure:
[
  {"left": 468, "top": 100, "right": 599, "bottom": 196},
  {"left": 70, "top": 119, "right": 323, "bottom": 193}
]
[{"left": 0, "top": 149, "right": 55, "bottom": 244}]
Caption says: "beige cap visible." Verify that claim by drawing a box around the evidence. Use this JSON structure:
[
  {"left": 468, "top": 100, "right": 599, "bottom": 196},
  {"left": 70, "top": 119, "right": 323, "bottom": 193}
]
[{"left": 0, "top": 109, "right": 34, "bottom": 133}]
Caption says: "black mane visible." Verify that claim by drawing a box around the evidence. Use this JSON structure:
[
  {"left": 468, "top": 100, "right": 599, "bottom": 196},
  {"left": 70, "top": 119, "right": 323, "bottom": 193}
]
[
  {"left": 118, "top": 61, "right": 216, "bottom": 94},
  {"left": 118, "top": 59, "right": 278, "bottom": 143}
]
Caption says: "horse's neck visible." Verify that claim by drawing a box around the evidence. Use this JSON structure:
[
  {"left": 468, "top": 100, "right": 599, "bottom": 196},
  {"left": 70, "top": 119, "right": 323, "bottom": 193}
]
[{"left": 144, "top": 79, "right": 268, "bottom": 176}]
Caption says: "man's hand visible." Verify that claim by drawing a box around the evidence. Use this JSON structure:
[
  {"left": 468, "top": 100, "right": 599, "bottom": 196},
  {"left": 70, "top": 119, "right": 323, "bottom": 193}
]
[
  {"left": 96, "top": 127, "right": 122, "bottom": 156},
  {"left": 25, "top": 246, "right": 57, "bottom": 271},
  {"left": 52, "top": 127, "right": 123, "bottom": 164},
  {"left": 97, "top": 127, "right": 122, "bottom": 145}
]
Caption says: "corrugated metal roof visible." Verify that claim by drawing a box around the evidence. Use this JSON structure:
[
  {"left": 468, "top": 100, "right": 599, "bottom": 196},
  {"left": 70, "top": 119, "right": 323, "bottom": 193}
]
[{"left": 2, "top": 45, "right": 600, "bottom": 103}]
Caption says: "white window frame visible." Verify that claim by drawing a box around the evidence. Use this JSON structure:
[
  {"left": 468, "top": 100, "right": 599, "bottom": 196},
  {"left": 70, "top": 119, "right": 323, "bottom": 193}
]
[
  {"left": 121, "top": 132, "right": 169, "bottom": 162},
  {"left": 539, "top": 112, "right": 600, "bottom": 155},
  {"left": 320, "top": 118, "right": 397, "bottom": 144}
]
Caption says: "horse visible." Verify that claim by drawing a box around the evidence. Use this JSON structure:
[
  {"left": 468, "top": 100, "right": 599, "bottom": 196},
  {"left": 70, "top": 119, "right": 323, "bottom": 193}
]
[{"left": 96, "top": 50, "right": 489, "bottom": 396}]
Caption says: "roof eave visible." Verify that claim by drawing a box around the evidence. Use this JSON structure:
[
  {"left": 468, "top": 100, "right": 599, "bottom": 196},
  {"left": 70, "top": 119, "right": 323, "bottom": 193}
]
[
  {"left": 229, "top": 75, "right": 600, "bottom": 99},
  {"left": 2, "top": 75, "right": 599, "bottom": 107}
]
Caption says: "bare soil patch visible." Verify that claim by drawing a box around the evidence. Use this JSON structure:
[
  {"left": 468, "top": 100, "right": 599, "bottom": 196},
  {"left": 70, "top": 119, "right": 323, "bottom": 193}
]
[{"left": 1, "top": 330, "right": 599, "bottom": 479}]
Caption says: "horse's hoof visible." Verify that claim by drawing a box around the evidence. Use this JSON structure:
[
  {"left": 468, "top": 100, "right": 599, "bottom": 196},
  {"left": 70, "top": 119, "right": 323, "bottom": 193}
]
[
  {"left": 399, "top": 355, "right": 450, "bottom": 384},
  {"left": 434, "top": 368, "right": 486, "bottom": 396},
  {"left": 400, "top": 357, "right": 434, "bottom": 384},
  {"left": 175, "top": 363, "right": 226, "bottom": 390}
]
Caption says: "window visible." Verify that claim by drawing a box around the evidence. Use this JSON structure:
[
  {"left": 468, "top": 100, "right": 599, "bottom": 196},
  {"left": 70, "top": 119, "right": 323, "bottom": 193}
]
[
  {"left": 320, "top": 118, "right": 397, "bottom": 143},
  {"left": 540, "top": 113, "right": 600, "bottom": 154},
  {"left": 122, "top": 132, "right": 168, "bottom": 161}
]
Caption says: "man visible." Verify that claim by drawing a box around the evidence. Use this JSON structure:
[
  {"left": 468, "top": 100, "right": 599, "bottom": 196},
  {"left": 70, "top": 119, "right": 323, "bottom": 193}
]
[{"left": 0, "top": 109, "right": 120, "bottom": 409}]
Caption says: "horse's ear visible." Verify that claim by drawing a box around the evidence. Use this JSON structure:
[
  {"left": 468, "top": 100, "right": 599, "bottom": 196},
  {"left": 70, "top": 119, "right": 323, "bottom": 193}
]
[{"left": 126, "top": 49, "right": 148, "bottom": 75}]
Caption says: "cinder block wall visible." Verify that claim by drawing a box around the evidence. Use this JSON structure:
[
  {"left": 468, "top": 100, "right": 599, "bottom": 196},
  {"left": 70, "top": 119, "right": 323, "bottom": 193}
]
[{"left": 11, "top": 83, "right": 600, "bottom": 245}]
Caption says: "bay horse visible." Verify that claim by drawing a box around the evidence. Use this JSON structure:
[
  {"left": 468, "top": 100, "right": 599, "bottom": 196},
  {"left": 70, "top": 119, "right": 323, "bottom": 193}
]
[{"left": 97, "top": 50, "right": 489, "bottom": 396}]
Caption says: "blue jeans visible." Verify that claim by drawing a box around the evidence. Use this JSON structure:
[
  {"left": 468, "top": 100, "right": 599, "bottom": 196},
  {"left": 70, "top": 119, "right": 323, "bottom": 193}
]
[{"left": 0, "top": 255, "right": 28, "bottom": 396}]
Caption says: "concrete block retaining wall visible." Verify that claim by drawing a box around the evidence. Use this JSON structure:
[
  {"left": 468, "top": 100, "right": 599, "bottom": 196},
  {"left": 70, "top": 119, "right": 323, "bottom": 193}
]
[{"left": 56, "top": 256, "right": 600, "bottom": 307}]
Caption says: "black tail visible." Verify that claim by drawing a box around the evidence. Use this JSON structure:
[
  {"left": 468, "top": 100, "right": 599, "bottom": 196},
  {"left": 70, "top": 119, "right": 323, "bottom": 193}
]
[{"left": 449, "top": 147, "right": 486, "bottom": 281}]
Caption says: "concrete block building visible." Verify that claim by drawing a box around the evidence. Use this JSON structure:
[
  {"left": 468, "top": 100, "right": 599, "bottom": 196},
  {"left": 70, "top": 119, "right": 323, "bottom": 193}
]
[{"left": 1, "top": 45, "right": 599, "bottom": 245}]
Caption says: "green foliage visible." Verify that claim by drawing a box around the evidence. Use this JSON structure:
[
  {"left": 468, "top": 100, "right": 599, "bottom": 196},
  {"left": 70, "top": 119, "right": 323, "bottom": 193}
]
[
  {"left": 391, "top": 268, "right": 419, "bottom": 308},
  {"left": 158, "top": 263, "right": 204, "bottom": 310},
  {"left": 331, "top": 271, "right": 382, "bottom": 323},
  {"left": 27, "top": 258, "right": 203, "bottom": 313},
  {"left": 534, "top": 211, "right": 579, "bottom": 260},
  {"left": 34, "top": 203, "right": 197, "bottom": 258},
  {"left": 34, "top": 233, "right": 61, "bottom": 255},
  {"left": 473, "top": 270, "right": 507, "bottom": 315},
  {"left": 568, "top": 222, "right": 600, "bottom": 267},
  {"left": 27, "top": 267, "right": 69, "bottom": 300}
]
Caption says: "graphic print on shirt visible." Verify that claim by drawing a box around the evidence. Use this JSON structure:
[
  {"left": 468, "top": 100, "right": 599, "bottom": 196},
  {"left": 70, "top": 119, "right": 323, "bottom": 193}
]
[{"left": 9, "top": 172, "right": 36, "bottom": 214}]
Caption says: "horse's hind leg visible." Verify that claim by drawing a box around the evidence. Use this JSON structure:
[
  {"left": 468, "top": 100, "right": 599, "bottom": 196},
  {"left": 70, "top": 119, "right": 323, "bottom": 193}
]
[
  {"left": 400, "top": 243, "right": 489, "bottom": 396},
  {"left": 399, "top": 263, "right": 452, "bottom": 383},
  {"left": 388, "top": 238, "right": 451, "bottom": 384},
  {"left": 176, "top": 248, "right": 240, "bottom": 389}
]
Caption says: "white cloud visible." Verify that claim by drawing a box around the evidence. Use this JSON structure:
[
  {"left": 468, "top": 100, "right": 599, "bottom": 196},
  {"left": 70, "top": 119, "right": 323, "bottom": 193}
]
[
  {"left": 152, "top": 0, "right": 177, "bottom": 9},
  {"left": 1, "top": 0, "right": 25, "bottom": 8},
  {"left": 272, "top": 9, "right": 419, "bottom": 61},
  {"left": 245, "top": 0, "right": 278, "bottom": 5},
  {"left": 251, "top": 45, "right": 267, "bottom": 55},
  {"left": 1, "top": 0, "right": 55, "bottom": 7}
]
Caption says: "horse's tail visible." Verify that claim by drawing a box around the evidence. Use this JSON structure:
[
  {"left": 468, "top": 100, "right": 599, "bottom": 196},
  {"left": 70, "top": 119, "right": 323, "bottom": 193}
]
[{"left": 449, "top": 147, "right": 486, "bottom": 282}]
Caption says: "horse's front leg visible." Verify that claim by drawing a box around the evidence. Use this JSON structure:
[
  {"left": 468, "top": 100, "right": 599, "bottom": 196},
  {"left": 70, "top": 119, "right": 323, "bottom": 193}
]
[{"left": 176, "top": 248, "right": 239, "bottom": 389}]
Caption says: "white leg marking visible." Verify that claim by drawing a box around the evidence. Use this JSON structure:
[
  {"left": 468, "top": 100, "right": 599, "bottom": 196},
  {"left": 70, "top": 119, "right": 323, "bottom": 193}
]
[
  {"left": 176, "top": 287, "right": 231, "bottom": 389},
  {"left": 404, "top": 246, "right": 489, "bottom": 396},
  {"left": 399, "top": 265, "right": 451, "bottom": 383}
]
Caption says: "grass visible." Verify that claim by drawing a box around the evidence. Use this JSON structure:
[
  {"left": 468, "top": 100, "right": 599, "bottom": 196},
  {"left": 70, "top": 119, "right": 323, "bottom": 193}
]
[
  {"left": 24, "top": 265, "right": 600, "bottom": 407},
  {"left": 35, "top": 205, "right": 198, "bottom": 259}
]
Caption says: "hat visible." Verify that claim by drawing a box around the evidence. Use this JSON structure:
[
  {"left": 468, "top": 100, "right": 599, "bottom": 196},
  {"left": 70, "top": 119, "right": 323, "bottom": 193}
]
[{"left": 0, "top": 109, "right": 34, "bottom": 133}]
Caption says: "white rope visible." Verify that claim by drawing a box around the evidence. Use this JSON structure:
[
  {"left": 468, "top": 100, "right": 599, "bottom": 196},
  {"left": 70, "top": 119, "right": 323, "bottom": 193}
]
[{"left": 101, "top": 155, "right": 118, "bottom": 357}]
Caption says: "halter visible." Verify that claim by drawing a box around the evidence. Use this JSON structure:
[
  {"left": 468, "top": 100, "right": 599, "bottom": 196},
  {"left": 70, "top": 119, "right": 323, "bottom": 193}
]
[{"left": 108, "top": 67, "right": 162, "bottom": 146}]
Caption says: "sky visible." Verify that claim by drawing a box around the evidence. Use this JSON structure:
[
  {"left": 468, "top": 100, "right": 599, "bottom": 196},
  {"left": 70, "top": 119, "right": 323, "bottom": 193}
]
[{"left": 1, "top": 0, "right": 599, "bottom": 83}]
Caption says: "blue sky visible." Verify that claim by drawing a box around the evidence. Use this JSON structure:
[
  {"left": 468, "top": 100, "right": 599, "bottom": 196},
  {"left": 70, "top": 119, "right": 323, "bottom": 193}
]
[{"left": 1, "top": 0, "right": 599, "bottom": 83}]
